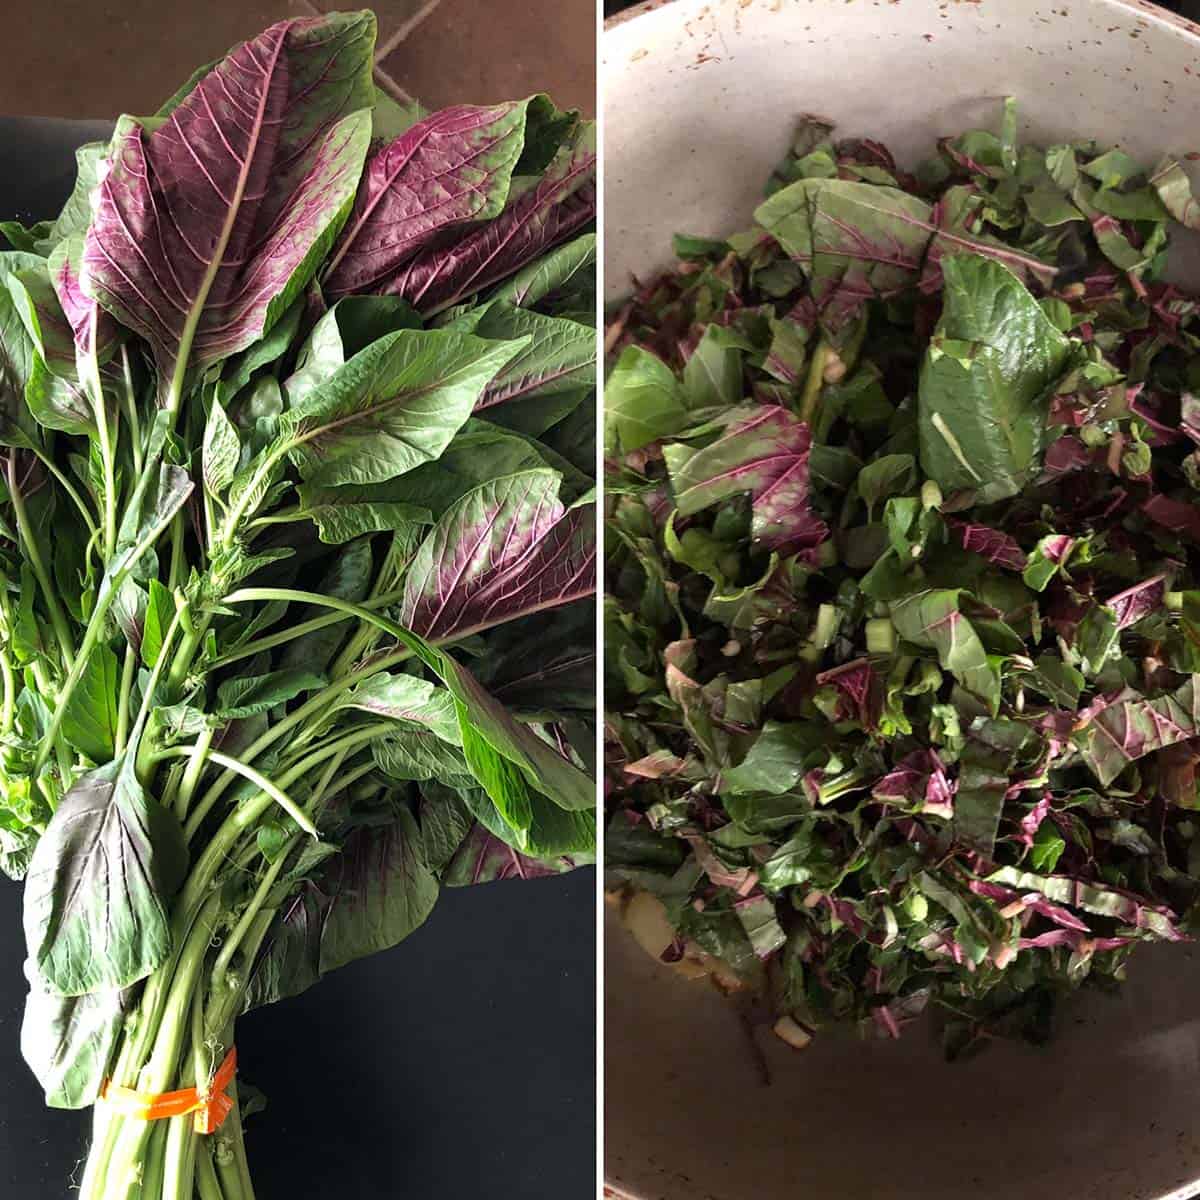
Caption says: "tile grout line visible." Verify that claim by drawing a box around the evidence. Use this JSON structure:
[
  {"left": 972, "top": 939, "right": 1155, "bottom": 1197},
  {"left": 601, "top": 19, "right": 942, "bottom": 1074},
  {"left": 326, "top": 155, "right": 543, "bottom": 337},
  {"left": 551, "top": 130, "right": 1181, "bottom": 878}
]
[{"left": 373, "top": 0, "right": 446, "bottom": 64}]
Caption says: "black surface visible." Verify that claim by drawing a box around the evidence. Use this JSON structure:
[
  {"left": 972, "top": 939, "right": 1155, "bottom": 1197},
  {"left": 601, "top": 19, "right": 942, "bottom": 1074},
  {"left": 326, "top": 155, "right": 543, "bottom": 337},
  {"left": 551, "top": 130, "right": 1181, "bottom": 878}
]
[{"left": 0, "top": 120, "right": 596, "bottom": 1199}]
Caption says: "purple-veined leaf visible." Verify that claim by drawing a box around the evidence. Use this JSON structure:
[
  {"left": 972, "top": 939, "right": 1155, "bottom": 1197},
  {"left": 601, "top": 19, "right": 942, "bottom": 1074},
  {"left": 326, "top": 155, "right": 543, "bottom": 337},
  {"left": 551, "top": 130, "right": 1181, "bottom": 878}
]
[
  {"left": 469, "top": 303, "right": 595, "bottom": 412},
  {"left": 665, "top": 404, "right": 830, "bottom": 556},
  {"left": 386, "top": 122, "right": 596, "bottom": 315},
  {"left": 322, "top": 101, "right": 532, "bottom": 299},
  {"left": 814, "top": 658, "right": 881, "bottom": 730},
  {"left": 8, "top": 263, "right": 81, "bottom": 376},
  {"left": 441, "top": 820, "right": 580, "bottom": 886},
  {"left": 317, "top": 807, "right": 440, "bottom": 975},
  {"left": 48, "top": 237, "right": 120, "bottom": 364},
  {"left": 1106, "top": 574, "right": 1166, "bottom": 630},
  {"left": 949, "top": 520, "right": 1027, "bottom": 570},
  {"left": 82, "top": 13, "right": 375, "bottom": 388},
  {"left": 399, "top": 468, "right": 595, "bottom": 642},
  {"left": 756, "top": 178, "right": 1054, "bottom": 333},
  {"left": 1075, "top": 678, "right": 1200, "bottom": 786},
  {"left": 873, "top": 748, "right": 956, "bottom": 819},
  {"left": 242, "top": 807, "right": 438, "bottom": 1011}
]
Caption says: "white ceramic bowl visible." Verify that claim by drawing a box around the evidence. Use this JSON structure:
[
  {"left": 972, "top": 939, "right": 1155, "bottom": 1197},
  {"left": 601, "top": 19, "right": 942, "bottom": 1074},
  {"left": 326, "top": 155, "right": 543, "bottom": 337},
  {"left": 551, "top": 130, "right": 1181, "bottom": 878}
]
[{"left": 604, "top": 2, "right": 1200, "bottom": 1198}]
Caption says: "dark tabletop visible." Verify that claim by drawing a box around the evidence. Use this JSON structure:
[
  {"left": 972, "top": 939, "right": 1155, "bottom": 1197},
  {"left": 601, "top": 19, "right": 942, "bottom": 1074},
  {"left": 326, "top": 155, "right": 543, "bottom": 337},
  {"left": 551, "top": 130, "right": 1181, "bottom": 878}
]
[{"left": 0, "top": 118, "right": 596, "bottom": 1200}]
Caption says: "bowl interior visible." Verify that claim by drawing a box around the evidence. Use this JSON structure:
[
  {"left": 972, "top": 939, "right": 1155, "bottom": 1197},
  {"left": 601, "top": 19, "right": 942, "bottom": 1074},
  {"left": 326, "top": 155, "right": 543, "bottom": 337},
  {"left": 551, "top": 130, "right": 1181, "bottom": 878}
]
[{"left": 604, "top": 2, "right": 1200, "bottom": 1197}]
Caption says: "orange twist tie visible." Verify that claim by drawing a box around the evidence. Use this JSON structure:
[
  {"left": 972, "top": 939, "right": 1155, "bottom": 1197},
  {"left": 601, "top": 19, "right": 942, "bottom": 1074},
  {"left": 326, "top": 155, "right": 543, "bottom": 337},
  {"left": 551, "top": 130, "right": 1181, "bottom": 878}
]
[{"left": 99, "top": 1046, "right": 238, "bottom": 1135}]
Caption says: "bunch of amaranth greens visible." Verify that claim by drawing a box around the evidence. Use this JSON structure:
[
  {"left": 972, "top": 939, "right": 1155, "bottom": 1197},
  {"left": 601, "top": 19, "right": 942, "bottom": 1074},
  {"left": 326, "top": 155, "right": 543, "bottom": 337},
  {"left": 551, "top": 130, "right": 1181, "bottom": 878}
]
[
  {"left": 0, "top": 11, "right": 595, "bottom": 1198},
  {"left": 605, "top": 100, "right": 1200, "bottom": 1058}
]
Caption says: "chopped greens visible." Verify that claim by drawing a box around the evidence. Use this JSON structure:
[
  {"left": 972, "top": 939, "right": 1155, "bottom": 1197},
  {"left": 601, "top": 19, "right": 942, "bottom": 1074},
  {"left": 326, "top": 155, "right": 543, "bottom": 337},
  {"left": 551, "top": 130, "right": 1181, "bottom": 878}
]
[
  {"left": 605, "top": 102, "right": 1200, "bottom": 1058},
  {"left": 0, "top": 12, "right": 595, "bottom": 1197}
]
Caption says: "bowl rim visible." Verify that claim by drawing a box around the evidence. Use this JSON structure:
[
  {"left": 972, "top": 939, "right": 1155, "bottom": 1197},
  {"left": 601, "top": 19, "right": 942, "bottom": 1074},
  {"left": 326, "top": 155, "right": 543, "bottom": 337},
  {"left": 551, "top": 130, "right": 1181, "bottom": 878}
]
[{"left": 603, "top": 0, "right": 1200, "bottom": 41}]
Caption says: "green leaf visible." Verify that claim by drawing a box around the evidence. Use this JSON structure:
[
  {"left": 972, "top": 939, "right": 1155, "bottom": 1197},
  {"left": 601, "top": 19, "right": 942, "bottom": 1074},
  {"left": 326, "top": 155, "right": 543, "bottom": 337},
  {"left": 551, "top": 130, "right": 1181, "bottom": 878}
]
[
  {"left": 215, "top": 668, "right": 327, "bottom": 719},
  {"left": 721, "top": 721, "right": 820, "bottom": 796},
  {"left": 202, "top": 396, "right": 241, "bottom": 496},
  {"left": 459, "top": 780, "right": 595, "bottom": 858},
  {"left": 303, "top": 499, "right": 431, "bottom": 546},
  {"left": 60, "top": 642, "right": 120, "bottom": 764},
  {"left": 372, "top": 730, "right": 474, "bottom": 784},
  {"left": 917, "top": 254, "right": 1071, "bottom": 501},
  {"left": 890, "top": 589, "right": 1000, "bottom": 715},
  {"left": 23, "top": 756, "right": 185, "bottom": 995},
  {"left": 468, "top": 302, "right": 595, "bottom": 413},
  {"left": 21, "top": 968, "right": 128, "bottom": 1109},
  {"left": 488, "top": 232, "right": 596, "bottom": 308},
  {"left": 427, "top": 649, "right": 593, "bottom": 814},
  {"left": 604, "top": 345, "right": 688, "bottom": 454},
  {"left": 140, "top": 579, "right": 175, "bottom": 669},
  {"left": 317, "top": 808, "right": 440, "bottom": 974},
  {"left": 279, "top": 329, "right": 525, "bottom": 488},
  {"left": 858, "top": 453, "right": 917, "bottom": 518},
  {"left": 682, "top": 325, "right": 747, "bottom": 409},
  {"left": 1030, "top": 823, "right": 1066, "bottom": 873},
  {"left": 336, "top": 672, "right": 461, "bottom": 743}
]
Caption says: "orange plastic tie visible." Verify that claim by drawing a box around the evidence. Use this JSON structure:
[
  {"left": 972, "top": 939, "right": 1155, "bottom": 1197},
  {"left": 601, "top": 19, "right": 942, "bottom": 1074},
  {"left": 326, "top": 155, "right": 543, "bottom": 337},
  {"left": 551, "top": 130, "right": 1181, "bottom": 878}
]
[{"left": 99, "top": 1046, "right": 238, "bottom": 1134}]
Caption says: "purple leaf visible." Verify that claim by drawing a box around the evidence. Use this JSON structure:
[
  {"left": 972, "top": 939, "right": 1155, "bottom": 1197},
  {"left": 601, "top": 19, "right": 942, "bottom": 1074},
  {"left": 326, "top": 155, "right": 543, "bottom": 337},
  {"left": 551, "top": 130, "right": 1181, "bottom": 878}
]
[
  {"left": 400, "top": 469, "right": 594, "bottom": 642},
  {"left": 815, "top": 658, "right": 881, "bottom": 730},
  {"left": 873, "top": 748, "right": 956, "bottom": 819},
  {"left": 755, "top": 178, "right": 1053, "bottom": 333},
  {"left": 323, "top": 102, "right": 531, "bottom": 300},
  {"left": 666, "top": 404, "right": 830, "bottom": 557},
  {"left": 441, "top": 821, "right": 578, "bottom": 886},
  {"left": 1075, "top": 678, "right": 1200, "bottom": 785},
  {"left": 1143, "top": 493, "right": 1200, "bottom": 541},
  {"left": 385, "top": 122, "right": 596, "bottom": 315},
  {"left": 82, "top": 14, "right": 374, "bottom": 385},
  {"left": 49, "top": 238, "right": 119, "bottom": 363},
  {"left": 1105, "top": 574, "right": 1166, "bottom": 630},
  {"left": 949, "top": 520, "right": 1026, "bottom": 570}
]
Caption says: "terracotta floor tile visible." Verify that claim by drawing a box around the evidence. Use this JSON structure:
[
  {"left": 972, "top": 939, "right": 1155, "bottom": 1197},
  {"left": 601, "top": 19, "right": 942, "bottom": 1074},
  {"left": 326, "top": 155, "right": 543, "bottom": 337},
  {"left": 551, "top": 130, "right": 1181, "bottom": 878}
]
[
  {"left": 0, "top": 1, "right": 445, "bottom": 120},
  {"left": 0, "top": 0, "right": 308, "bottom": 118},
  {"left": 382, "top": 0, "right": 596, "bottom": 117}
]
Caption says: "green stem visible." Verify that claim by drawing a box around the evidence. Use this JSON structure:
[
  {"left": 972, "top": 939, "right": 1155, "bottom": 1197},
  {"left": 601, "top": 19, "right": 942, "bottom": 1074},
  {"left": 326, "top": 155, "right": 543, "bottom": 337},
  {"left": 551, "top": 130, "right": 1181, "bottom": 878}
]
[
  {"left": 176, "top": 727, "right": 216, "bottom": 822},
  {"left": 0, "top": 647, "right": 14, "bottom": 734},
  {"left": 207, "top": 587, "right": 407, "bottom": 671},
  {"left": 114, "top": 643, "right": 137, "bottom": 755},
  {"left": 104, "top": 893, "right": 223, "bottom": 1197},
  {"left": 209, "top": 838, "right": 296, "bottom": 994},
  {"left": 7, "top": 455, "right": 74, "bottom": 666},
  {"left": 168, "top": 612, "right": 212, "bottom": 694},
  {"left": 35, "top": 491, "right": 187, "bottom": 772},
  {"left": 799, "top": 338, "right": 831, "bottom": 427},
  {"left": 140, "top": 1121, "right": 170, "bottom": 1200},
  {"left": 184, "top": 646, "right": 412, "bottom": 841},
  {"left": 121, "top": 346, "right": 143, "bottom": 478},
  {"left": 170, "top": 512, "right": 186, "bottom": 592},
  {"left": 86, "top": 335, "right": 119, "bottom": 559},
  {"left": 157, "top": 745, "right": 317, "bottom": 836},
  {"left": 196, "top": 1139, "right": 226, "bottom": 1200}
]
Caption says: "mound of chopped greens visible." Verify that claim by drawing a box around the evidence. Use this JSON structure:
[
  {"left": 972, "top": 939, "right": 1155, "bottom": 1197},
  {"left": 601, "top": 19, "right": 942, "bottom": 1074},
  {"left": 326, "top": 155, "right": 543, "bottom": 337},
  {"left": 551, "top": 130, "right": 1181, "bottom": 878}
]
[
  {"left": 605, "top": 100, "right": 1200, "bottom": 1057},
  {"left": 0, "top": 11, "right": 595, "bottom": 1198}
]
